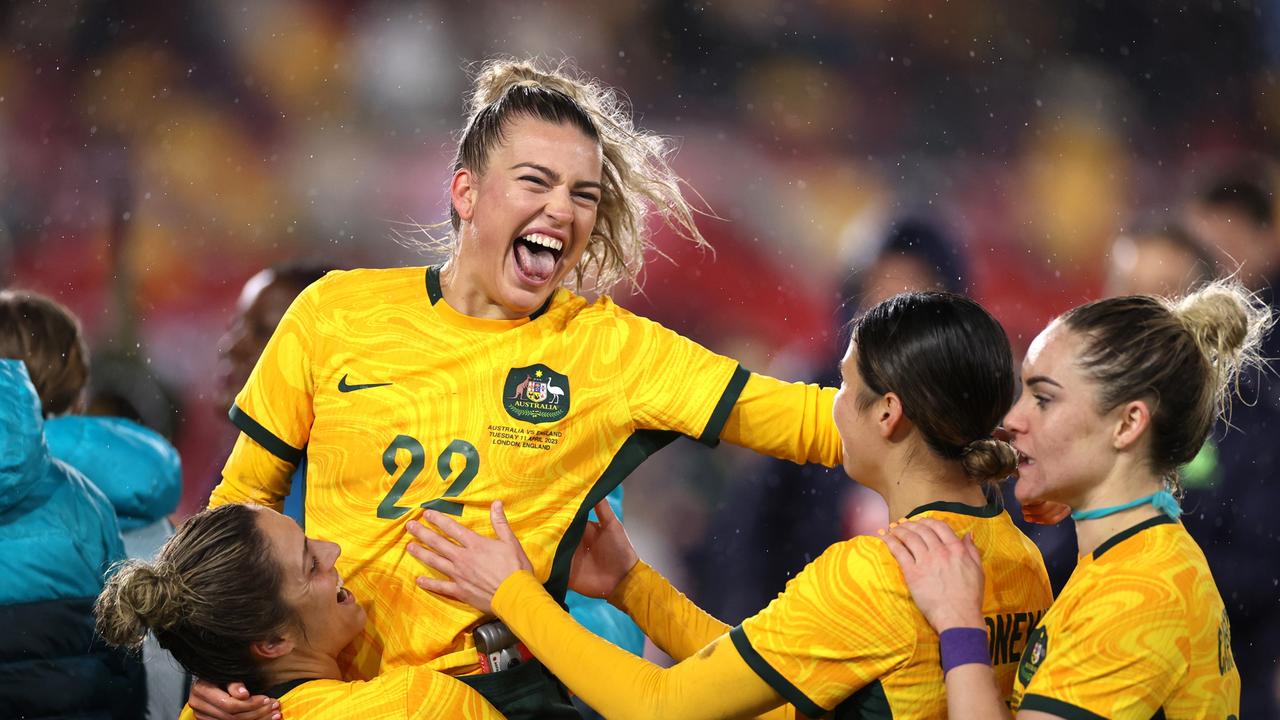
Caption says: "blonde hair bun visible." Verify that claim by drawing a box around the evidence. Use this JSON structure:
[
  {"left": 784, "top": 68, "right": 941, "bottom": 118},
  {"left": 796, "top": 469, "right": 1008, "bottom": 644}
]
[
  {"left": 960, "top": 437, "right": 1019, "bottom": 482},
  {"left": 94, "top": 561, "right": 189, "bottom": 652},
  {"left": 1172, "top": 279, "right": 1274, "bottom": 411}
]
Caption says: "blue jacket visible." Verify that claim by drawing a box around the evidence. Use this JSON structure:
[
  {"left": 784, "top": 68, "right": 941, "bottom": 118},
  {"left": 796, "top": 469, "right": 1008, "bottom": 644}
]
[
  {"left": 0, "top": 359, "right": 124, "bottom": 604},
  {"left": 0, "top": 359, "right": 143, "bottom": 718},
  {"left": 47, "top": 413, "right": 181, "bottom": 556}
]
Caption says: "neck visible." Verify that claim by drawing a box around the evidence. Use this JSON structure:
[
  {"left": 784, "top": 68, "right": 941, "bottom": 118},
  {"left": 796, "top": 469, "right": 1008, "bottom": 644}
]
[
  {"left": 438, "top": 261, "right": 527, "bottom": 320},
  {"left": 260, "top": 648, "right": 343, "bottom": 692},
  {"left": 879, "top": 452, "right": 987, "bottom": 522},
  {"left": 1071, "top": 463, "right": 1164, "bottom": 556}
]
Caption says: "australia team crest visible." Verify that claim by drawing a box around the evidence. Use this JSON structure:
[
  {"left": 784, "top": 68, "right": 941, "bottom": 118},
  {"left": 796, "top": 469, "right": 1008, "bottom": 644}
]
[{"left": 503, "top": 364, "right": 570, "bottom": 424}]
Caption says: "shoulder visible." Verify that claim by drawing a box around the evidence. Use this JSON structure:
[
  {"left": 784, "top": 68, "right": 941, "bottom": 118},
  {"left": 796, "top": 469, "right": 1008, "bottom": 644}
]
[
  {"left": 302, "top": 267, "right": 431, "bottom": 311},
  {"left": 798, "top": 536, "right": 910, "bottom": 605},
  {"left": 44, "top": 416, "right": 181, "bottom": 524}
]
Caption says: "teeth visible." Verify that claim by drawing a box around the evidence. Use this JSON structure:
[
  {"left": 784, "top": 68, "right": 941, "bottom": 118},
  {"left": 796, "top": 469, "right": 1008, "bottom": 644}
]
[{"left": 523, "top": 233, "right": 563, "bottom": 253}]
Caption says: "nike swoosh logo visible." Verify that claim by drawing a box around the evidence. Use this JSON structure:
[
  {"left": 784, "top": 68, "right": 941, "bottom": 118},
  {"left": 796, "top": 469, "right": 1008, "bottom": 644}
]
[{"left": 338, "top": 374, "right": 393, "bottom": 393}]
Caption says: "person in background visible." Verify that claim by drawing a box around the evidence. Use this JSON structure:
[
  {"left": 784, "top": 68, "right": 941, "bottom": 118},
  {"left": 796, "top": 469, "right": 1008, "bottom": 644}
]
[
  {"left": 1183, "top": 166, "right": 1280, "bottom": 718},
  {"left": 0, "top": 292, "right": 144, "bottom": 718},
  {"left": 1105, "top": 220, "right": 1216, "bottom": 298}
]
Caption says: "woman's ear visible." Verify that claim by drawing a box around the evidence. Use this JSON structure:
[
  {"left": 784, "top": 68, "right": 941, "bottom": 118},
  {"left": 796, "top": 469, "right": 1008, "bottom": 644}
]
[
  {"left": 450, "top": 168, "right": 478, "bottom": 224},
  {"left": 249, "top": 634, "right": 294, "bottom": 661},
  {"left": 878, "top": 391, "right": 909, "bottom": 440},
  {"left": 1112, "top": 399, "right": 1152, "bottom": 451}
]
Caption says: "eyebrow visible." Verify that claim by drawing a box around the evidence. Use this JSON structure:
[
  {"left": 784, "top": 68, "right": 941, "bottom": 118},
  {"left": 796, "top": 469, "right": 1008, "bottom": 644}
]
[
  {"left": 1025, "top": 375, "right": 1063, "bottom": 389},
  {"left": 510, "top": 162, "right": 603, "bottom": 192}
]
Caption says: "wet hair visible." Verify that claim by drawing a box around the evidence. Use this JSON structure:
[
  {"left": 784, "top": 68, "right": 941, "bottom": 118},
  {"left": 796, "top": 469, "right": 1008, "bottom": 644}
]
[
  {"left": 0, "top": 290, "right": 89, "bottom": 416},
  {"left": 425, "top": 57, "right": 707, "bottom": 293},
  {"left": 1199, "top": 170, "right": 1273, "bottom": 228},
  {"left": 1061, "top": 279, "right": 1273, "bottom": 485},
  {"left": 95, "top": 505, "right": 294, "bottom": 694},
  {"left": 852, "top": 292, "right": 1018, "bottom": 482}
]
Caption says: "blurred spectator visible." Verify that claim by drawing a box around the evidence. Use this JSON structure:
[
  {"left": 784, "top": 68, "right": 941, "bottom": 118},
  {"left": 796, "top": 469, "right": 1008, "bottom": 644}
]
[
  {"left": 1183, "top": 167, "right": 1280, "bottom": 718},
  {"left": 1105, "top": 220, "right": 1216, "bottom": 297},
  {"left": 0, "top": 293, "right": 144, "bottom": 718},
  {"left": 214, "top": 261, "right": 335, "bottom": 524}
]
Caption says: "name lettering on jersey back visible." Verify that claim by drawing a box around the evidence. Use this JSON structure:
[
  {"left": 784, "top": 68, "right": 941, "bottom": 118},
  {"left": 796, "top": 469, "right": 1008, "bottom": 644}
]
[
  {"left": 984, "top": 609, "right": 1047, "bottom": 666},
  {"left": 488, "top": 424, "right": 563, "bottom": 451}
]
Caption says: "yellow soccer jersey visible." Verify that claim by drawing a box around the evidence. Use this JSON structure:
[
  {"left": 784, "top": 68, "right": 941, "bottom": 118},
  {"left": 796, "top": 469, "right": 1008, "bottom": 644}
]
[
  {"left": 214, "top": 266, "right": 839, "bottom": 680},
  {"left": 177, "top": 667, "right": 503, "bottom": 720},
  {"left": 1012, "top": 516, "right": 1241, "bottom": 718},
  {"left": 732, "top": 500, "right": 1053, "bottom": 719}
]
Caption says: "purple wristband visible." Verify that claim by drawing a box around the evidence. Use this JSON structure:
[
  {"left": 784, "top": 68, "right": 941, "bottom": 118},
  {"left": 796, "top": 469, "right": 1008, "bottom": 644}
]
[{"left": 939, "top": 627, "right": 990, "bottom": 674}]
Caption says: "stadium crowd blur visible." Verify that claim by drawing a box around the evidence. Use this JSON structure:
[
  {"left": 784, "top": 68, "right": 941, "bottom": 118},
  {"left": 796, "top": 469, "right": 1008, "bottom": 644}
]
[{"left": 1, "top": 0, "right": 1278, "bottom": 715}]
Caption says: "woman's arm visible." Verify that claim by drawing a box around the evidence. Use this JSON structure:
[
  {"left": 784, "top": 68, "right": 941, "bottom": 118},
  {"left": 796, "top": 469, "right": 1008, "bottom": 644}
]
[
  {"left": 406, "top": 503, "right": 791, "bottom": 720},
  {"left": 568, "top": 500, "right": 730, "bottom": 661},
  {"left": 208, "top": 433, "right": 298, "bottom": 512},
  {"left": 720, "top": 374, "right": 843, "bottom": 467}
]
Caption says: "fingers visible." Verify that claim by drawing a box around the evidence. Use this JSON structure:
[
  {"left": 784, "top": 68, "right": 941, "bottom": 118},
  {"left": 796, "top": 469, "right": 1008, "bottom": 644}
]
[
  {"left": 421, "top": 509, "right": 482, "bottom": 547},
  {"left": 188, "top": 680, "right": 278, "bottom": 720},
  {"left": 913, "top": 518, "right": 963, "bottom": 546},
  {"left": 962, "top": 535, "right": 982, "bottom": 565},
  {"left": 489, "top": 500, "right": 517, "bottom": 544},
  {"left": 407, "top": 520, "right": 466, "bottom": 562},
  {"left": 406, "top": 540, "right": 458, "bottom": 578},
  {"left": 416, "top": 574, "right": 465, "bottom": 602},
  {"left": 594, "top": 498, "right": 619, "bottom": 526},
  {"left": 887, "top": 522, "right": 933, "bottom": 560},
  {"left": 881, "top": 530, "right": 917, "bottom": 568}
]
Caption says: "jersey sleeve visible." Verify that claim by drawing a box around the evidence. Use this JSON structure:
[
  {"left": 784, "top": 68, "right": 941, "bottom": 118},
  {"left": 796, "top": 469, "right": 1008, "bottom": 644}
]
[
  {"left": 215, "top": 281, "right": 324, "bottom": 508},
  {"left": 493, "top": 570, "right": 792, "bottom": 720},
  {"left": 1019, "top": 573, "right": 1185, "bottom": 718},
  {"left": 230, "top": 279, "right": 323, "bottom": 465},
  {"left": 720, "top": 374, "right": 842, "bottom": 466},
  {"left": 610, "top": 305, "right": 744, "bottom": 443},
  {"left": 732, "top": 538, "right": 915, "bottom": 717},
  {"left": 611, "top": 560, "right": 731, "bottom": 662}
]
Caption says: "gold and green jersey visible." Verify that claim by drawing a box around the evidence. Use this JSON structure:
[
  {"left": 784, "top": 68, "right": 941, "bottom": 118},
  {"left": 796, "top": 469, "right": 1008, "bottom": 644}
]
[
  {"left": 177, "top": 668, "right": 504, "bottom": 719},
  {"left": 1012, "top": 516, "right": 1241, "bottom": 719},
  {"left": 212, "top": 266, "right": 841, "bottom": 680},
  {"left": 732, "top": 501, "right": 1053, "bottom": 718}
]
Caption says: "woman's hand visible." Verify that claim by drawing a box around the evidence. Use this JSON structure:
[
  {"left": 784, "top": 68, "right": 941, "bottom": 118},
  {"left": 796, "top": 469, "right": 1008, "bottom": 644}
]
[
  {"left": 569, "top": 499, "right": 639, "bottom": 599},
  {"left": 882, "top": 518, "right": 985, "bottom": 633},
  {"left": 188, "top": 679, "right": 279, "bottom": 720},
  {"left": 406, "top": 500, "right": 532, "bottom": 614}
]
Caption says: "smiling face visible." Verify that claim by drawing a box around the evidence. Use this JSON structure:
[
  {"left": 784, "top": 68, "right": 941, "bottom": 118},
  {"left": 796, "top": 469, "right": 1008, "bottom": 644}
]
[
  {"left": 1004, "top": 321, "right": 1120, "bottom": 508},
  {"left": 255, "top": 507, "right": 365, "bottom": 659},
  {"left": 450, "top": 115, "right": 603, "bottom": 316}
]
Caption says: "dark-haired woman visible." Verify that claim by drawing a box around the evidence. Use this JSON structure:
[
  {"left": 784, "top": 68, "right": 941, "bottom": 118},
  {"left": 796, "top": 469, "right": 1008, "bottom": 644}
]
[
  {"left": 197, "top": 58, "right": 844, "bottom": 719},
  {"left": 97, "top": 504, "right": 506, "bottom": 719},
  {"left": 408, "top": 292, "right": 1055, "bottom": 719},
  {"left": 885, "top": 281, "right": 1265, "bottom": 718}
]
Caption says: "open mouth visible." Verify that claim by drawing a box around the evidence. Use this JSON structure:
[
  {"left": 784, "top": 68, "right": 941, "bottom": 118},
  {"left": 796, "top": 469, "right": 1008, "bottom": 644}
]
[
  {"left": 1016, "top": 448, "right": 1034, "bottom": 467},
  {"left": 336, "top": 577, "right": 354, "bottom": 605},
  {"left": 512, "top": 232, "right": 564, "bottom": 285}
]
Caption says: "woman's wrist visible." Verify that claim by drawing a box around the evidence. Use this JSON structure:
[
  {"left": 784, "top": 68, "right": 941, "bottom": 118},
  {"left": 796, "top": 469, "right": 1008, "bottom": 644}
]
[
  {"left": 491, "top": 569, "right": 541, "bottom": 617},
  {"left": 605, "top": 559, "right": 646, "bottom": 610},
  {"left": 938, "top": 627, "right": 990, "bottom": 675}
]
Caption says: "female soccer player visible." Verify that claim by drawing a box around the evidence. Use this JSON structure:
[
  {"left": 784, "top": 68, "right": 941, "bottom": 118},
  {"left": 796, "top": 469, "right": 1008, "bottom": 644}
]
[
  {"left": 884, "top": 281, "right": 1267, "bottom": 718},
  {"left": 409, "top": 292, "right": 1055, "bottom": 718},
  {"left": 197, "top": 58, "right": 842, "bottom": 718},
  {"left": 97, "top": 504, "right": 505, "bottom": 719}
]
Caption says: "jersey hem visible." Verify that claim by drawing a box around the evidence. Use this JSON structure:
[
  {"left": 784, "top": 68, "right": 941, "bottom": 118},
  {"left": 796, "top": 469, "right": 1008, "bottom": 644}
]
[
  {"left": 697, "top": 364, "right": 750, "bottom": 447},
  {"left": 229, "top": 405, "right": 303, "bottom": 465},
  {"left": 1019, "top": 694, "right": 1108, "bottom": 720},
  {"left": 729, "top": 625, "right": 827, "bottom": 718}
]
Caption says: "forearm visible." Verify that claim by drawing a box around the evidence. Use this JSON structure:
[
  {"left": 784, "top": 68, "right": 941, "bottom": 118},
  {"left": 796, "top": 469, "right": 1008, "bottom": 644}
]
[
  {"left": 493, "top": 571, "right": 785, "bottom": 720},
  {"left": 208, "top": 433, "right": 296, "bottom": 511},
  {"left": 609, "top": 561, "right": 730, "bottom": 661},
  {"left": 945, "top": 665, "right": 1012, "bottom": 720},
  {"left": 720, "top": 374, "right": 842, "bottom": 467}
]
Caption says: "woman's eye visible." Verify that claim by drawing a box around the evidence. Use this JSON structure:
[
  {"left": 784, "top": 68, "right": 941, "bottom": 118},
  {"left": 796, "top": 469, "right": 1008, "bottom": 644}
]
[
  {"left": 573, "top": 192, "right": 600, "bottom": 204},
  {"left": 1034, "top": 395, "right": 1050, "bottom": 408},
  {"left": 311, "top": 556, "right": 319, "bottom": 573},
  {"left": 520, "top": 175, "right": 549, "bottom": 187}
]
